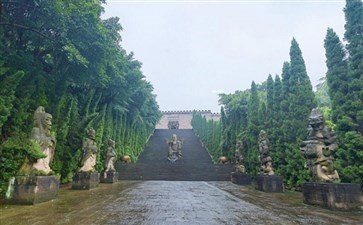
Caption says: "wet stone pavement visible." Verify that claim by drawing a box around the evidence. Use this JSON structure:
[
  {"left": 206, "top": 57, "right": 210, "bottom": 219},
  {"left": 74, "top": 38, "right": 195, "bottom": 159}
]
[{"left": 1, "top": 181, "right": 362, "bottom": 225}]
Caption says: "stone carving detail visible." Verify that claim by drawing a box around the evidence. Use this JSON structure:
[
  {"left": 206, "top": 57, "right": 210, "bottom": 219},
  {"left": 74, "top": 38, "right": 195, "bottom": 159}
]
[
  {"left": 234, "top": 141, "right": 245, "bottom": 173},
  {"left": 20, "top": 106, "right": 56, "bottom": 175},
  {"left": 300, "top": 108, "right": 340, "bottom": 182},
  {"left": 104, "top": 139, "right": 116, "bottom": 172},
  {"left": 258, "top": 130, "right": 274, "bottom": 175},
  {"left": 167, "top": 134, "right": 182, "bottom": 162},
  {"left": 79, "top": 127, "right": 98, "bottom": 172}
]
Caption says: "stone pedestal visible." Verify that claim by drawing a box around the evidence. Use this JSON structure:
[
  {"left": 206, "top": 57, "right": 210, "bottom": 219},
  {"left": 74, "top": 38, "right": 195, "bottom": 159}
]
[
  {"left": 255, "top": 175, "right": 283, "bottom": 192},
  {"left": 302, "top": 182, "right": 363, "bottom": 210},
  {"left": 9, "top": 175, "right": 60, "bottom": 205},
  {"left": 231, "top": 172, "right": 252, "bottom": 185},
  {"left": 72, "top": 172, "right": 99, "bottom": 190},
  {"left": 100, "top": 172, "right": 119, "bottom": 183}
]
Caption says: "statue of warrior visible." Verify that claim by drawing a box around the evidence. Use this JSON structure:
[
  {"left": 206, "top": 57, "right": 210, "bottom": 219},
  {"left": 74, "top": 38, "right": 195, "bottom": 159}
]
[
  {"left": 104, "top": 139, "right": 117, "bottom": 172},
  {"left": 167, "top": 134, "right": 182, "bottom": 162},
  {"left": 258, "top": 130, "right": 274, "bottom": 176},
  {"left": 25, "top": 106, "right": 56, "bottom": 175},
  {"left": 235, "top": 141, "right": 245, "bottom": 173},
  {"left": 300, "top": 108, "right": 340, "bottom": 182},
  {"left": 79, "top": 127, "right": 98, "bottom": 172}
]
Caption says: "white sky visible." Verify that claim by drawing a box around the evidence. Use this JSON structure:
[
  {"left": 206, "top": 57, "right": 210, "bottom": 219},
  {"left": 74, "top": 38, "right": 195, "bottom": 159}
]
[{"left": 101, "top": 0, "right": 346, "bottom": 113}]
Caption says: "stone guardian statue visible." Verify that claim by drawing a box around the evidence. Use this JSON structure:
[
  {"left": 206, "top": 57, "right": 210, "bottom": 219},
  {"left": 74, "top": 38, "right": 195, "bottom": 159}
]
[
  {"left": 104, "top": 139, "right": 116, "bottom": 172},
  {"left": 300, "top": 108, "right": 340, "bottom": 182},
  {"left": 167, "top": 134, "right": 182, "bottom": 162},
  {"left": 258, "top": 130, "right": 274, "bottom": 176},
  {"left": 19, "top": 106, "right": 56, "bottom": 175},
  {"left": 234, "top": 141, "right": 245, "bottom": 173},
  {"left": 79, "top": 127, "right": 98, "bottom": 172}
]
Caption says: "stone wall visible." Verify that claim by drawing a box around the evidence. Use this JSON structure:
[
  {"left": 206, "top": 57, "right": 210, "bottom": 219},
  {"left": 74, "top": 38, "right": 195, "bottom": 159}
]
[{"left": 155, "top": 110, "right": 220, "bottom": 129}]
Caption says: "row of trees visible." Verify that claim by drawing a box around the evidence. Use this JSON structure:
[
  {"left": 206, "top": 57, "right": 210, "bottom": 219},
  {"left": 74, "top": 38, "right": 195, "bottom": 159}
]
[
  {"left": 0, "top": 0, "right": 161, "bottom": 196},
  {"left": 193, "top": 0, "right": 362, "bottom": 189},
  {"left": 324, "top": 0, "right": 363, "bottom": 185},
  {"left": 191, "top": 113, "right": 222, "bottom": 163}
]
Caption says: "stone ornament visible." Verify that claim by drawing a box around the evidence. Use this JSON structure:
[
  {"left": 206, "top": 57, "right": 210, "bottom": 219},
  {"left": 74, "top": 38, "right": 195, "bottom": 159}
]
[
  {"left": 234, "top": 141, "right": 245, "bottom": 173},
  {"left": 19, "top": 106, "right": 56, "bottom": 175},
  {"left": 258, "top": 130, "right": 274, "bottom": 175},
  {"left": 104, "top": 139, "right": 116, "bottom": 172},
  {"left": 218, "top": 156, "right": 229, "bottom": 164},
  {"left": 167, "top": 134, "right": 182, "bottom": 162},
  {"left": 300, "top": 108, "right": 340, "bottom": 182},
  {"left": 79, "top": 127, "right": 98, "bottom": 172},
  {"left": 121, "top": 155, "right": 131, "bottom": 163}
]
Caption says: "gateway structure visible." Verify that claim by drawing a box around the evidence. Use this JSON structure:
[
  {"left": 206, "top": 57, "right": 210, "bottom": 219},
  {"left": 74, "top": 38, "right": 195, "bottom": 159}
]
[{"left": 156, "top": 110, "right": 220, "bottom": 129}]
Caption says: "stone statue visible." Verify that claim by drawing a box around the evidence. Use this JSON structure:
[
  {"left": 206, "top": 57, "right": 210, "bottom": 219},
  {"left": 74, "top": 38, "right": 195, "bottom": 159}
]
[
  {"left": 235, "top": 141, "right": 245, "bottom": 173},
  {"left": 23, "top": 106, "right": 56, "bottom": 175},
  {"left": 167, "top": 134, "right": 182, "bottom": 162},
  {"left": 258, "top": 130, "right": 274, "bottom": 175},
  {"left": 104, "top": 139, "right": 116, "bottom": 172},
  {"left": 235, "top": 141, "right": 243, "bottom": 164},
  {"left": 300, "top": 108, "right": 340, "bottom": 182},
  {"left": 79, "top": 127, "right": 98, "bottom": 172}
]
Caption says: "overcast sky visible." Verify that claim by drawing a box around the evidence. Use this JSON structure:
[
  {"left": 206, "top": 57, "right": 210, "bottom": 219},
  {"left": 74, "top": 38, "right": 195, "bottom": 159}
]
[{"left": 101, "top": 0, "right": 346, "bottom": 113}]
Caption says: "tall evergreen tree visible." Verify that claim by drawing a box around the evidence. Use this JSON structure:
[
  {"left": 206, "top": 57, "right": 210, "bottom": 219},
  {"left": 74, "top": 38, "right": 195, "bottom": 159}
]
[
  {"left": 246, "top": 81, "right": 260, "bottom": 175},
  {"left": 288, "top": 38, "right": 316, "bottom": 141},
  {"left": 343, "top": 0, "right": 363, "bottom": 133},
  {"left": 266, "top": 74, "right": 274, "bottom": 129},
  {"left": 279, "top": 39, "right": 315, "bottom": 187},
  {"left": 273, "top": 75, "right": 283, "bottom": 130},
  {"left": 325, "top": 0, "right": 363, "bottom": 185},
  {"left": 324, "top": 28, "right": 349, "bottom": 126},
  {"left": 0, "top": 0, "right": 161, "bottom": 194}
]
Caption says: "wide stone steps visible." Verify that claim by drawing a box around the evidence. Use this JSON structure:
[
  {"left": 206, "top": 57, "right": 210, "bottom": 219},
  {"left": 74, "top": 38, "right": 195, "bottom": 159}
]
[{"left": 117, "top": 129, "right": 234, "bottom": 181}]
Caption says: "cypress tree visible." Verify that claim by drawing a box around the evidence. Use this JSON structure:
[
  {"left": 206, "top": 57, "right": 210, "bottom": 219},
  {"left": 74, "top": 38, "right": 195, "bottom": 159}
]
[
  {"left": 270, "top": 75, "right": 285, "bottom": 176},
  {"left": 343, "top": 0, "right": 363, "bottom": 133},
  {"left": 246, "top": 81, "right": 260, "bottom": 175},
  {"left": 273, "top": 75, "right": 283, "bottom": 130},
  {"left": 328, "top": 0, "right": 363, "bottom": 185},
  {"left": 324, "top": 28, "right": 349, "bottom": 126},
  {"left": 288, "top": 38, "right": 316, "bottom": 141},
  {"left": 279, "top": 39, "right": 315, "bottom": 188},
  {"left": 266, "top": 74, "right": 274, "bottom": 129},
  {"left": 248, "top": 81, "right": 260, "bottom": 137}
]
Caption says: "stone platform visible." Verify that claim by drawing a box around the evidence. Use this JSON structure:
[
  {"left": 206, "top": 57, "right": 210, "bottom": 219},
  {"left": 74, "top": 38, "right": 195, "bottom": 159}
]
[
  {"left": 230, "top": 172, "right": 252, "bottom": 185},
  {"left": 8, "top": 175, "right": 60, "bottom": 205},
  {"left": 302, "top": 182, "right": 363, "bottom": 210},
  {"left": 100, "top": 172, "right": 119, "bottom": 183},
  {"left": 72, "top": 172, "right": 99, "bottom": 190},
  {"left": 255, "top": 175, "right": 283, "bottom": 192}
]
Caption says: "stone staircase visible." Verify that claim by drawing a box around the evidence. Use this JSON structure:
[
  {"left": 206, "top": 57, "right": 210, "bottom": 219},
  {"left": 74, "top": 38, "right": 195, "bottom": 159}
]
[{"left": 116, "top": 129, "right": 234, "bottom": 181}]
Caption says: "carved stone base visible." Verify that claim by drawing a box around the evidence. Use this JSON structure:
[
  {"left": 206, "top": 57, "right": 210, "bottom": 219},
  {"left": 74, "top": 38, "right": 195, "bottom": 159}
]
[
  {"left": 8, "top": 175, "right": 60, "bottom": 205},
  {"left": 302, "top": 182, "right": 363, "bottom": 210},
  {"left": 72, "top": 172, "right": 99, "bottom": 190},
  {"left": 100, "top": 172, "right": 119, "bottom": 183},
  {"left": 255, "top": 175, "right": 283, "bottom": 192},
  {"left": 230, "top": 172, "right": 252, "bottom": 185}
]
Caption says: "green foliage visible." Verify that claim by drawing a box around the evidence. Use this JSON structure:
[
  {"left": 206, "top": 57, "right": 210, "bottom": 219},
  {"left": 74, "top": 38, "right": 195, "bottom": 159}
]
[
  {"left": 324, "top": 1, "right": 363, "bottom": 186},
  {"left": 0, "top": 136, "right": 44, "bottom": 197},
  {"left": 335, "top": 131, "right": 363, "bottom": 184},
  {"left": 214, "top": 39, "right": 316, "bottom": 188},
  {"left": 0, "top": 68, "right": 24, "bottom": 134},
  {"left": 0, "top": 0, "right": 161, "bottom": 194},
  {"left": 324, "top": 28, "right": 349, "bottom": 125},
  {"left": 192, "top": 112, "right": 222, "bottom": 163}
]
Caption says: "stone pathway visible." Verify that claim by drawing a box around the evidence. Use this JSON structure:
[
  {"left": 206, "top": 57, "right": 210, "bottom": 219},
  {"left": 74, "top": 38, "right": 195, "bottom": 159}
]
[{"left": 1, "top": 181, "right": 362, "bottom": 225}]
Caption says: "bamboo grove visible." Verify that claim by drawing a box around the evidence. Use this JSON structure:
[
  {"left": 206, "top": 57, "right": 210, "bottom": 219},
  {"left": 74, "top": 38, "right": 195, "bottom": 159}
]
[
  {"left": 0, "top": 0, "right": 161, "bottom": 195},
  {"left": 192, "top": 0, "right": 362, "bottom": 189}
]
